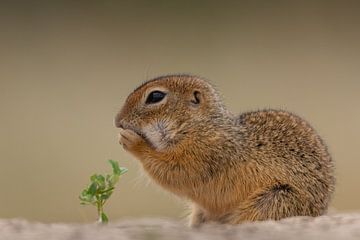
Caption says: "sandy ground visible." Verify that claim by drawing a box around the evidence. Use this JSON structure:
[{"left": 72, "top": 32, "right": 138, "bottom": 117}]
[{"left": 1, "top": 214, "right": 360, "bottom": 240}]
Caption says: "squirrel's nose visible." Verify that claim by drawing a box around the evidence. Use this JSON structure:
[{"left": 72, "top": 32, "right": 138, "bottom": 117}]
[
  {"left": 114, "top": 113, "right": 123, "bottom": 128},
  {"left": 115, "top": 121, "right": 123, "bottom": 129}
]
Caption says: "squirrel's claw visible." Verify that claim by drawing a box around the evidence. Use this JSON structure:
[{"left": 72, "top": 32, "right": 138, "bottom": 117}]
[{"left": 119, "top": 128, "right": 145, "bottom": 152}]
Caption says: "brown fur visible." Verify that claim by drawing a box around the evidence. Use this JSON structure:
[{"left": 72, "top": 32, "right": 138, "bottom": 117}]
[{"left": 115, "top": 74, "right": 335, "bottom": 226}]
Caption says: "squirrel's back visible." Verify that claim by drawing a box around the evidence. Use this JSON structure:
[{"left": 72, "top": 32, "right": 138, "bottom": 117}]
[{"left": 234, "top": 109, "right": 335, "bottom": 215}]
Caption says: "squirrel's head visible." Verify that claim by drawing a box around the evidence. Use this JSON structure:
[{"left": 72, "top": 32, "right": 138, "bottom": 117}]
[{"left": 115, "top": 74, "right": 229, "bottom": 150}]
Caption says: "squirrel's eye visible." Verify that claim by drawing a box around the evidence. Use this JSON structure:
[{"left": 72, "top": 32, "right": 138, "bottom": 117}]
[{"left": 145, "top": 91, "right": 166, "bottom": 104}]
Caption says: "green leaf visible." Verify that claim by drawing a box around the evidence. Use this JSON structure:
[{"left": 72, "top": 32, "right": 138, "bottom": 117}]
[
  {"left": 87, "top": 182, "right": 97, "bottom": 196},
  {"left": 100, "top": 193, "right": 112, "bottom": 200},
  {"left": 79, "top": 194, "right": 86, "bottom": 200},
  {"left": 80, "top": 189, "right": 88, "bottom": 197},
  {"left": 119, "top": 167, "right": 128, "bottom": 175},
  {"left": 105, "top": 174, "right": 111, "bottom": 184},
  {"left": 90, "top": 174, "right": 98, "bottom": 182},
  {"left": 79, "top": 193, "right": 95, "bottom": 203},
  {"left": 96, "top": 175, "right": 105, "bottom": 182},
  {"left": 79, "top": 195, "right": 87, "bottom": 202},
  {"left": 107, "top": 174, "right": 119, "bottom": 187},
  {"left": 99, "top": 187, "right": 114, "bottom": 194},
  {"left": 94, "top": 175, "right": 106, "bottom": 190},
  {"left": 109, "top": 159, "right": 121, "bottom": 175},
  {"left": 100, "top": 213, "right": 108, "bottom": 223}
]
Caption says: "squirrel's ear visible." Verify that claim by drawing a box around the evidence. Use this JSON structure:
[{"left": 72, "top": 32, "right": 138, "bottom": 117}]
[{"left": 190, "top": 91, "right": 201, "bottom": 105}]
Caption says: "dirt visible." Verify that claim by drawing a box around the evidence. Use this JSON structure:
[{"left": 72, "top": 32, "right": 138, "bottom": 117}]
[{"left": 1, "top": 213, "right": 360, "bottom": 240}]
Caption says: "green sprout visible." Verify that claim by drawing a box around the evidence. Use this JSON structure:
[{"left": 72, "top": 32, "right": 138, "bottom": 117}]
[{"left": 79, "top": 159, "right": 128, "bottom": 223}]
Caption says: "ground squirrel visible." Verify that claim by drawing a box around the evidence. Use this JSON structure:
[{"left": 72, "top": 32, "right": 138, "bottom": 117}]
[{"left": 114, "top": 74, "right": 335, "bottom": 226}]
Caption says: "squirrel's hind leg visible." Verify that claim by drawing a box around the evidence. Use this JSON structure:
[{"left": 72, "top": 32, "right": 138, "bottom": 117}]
[{"left": 220, "top": 183, "right": 309, "bottom": 224}]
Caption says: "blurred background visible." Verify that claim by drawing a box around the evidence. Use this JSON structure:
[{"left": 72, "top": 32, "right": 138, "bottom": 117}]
[{"left": 0, "top": 0, "right": 359, "bottom": 223}]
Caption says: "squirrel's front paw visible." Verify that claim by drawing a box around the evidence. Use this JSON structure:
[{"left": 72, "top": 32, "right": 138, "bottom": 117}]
[{"left": 119, "top": 128, "right": 146, "bottom": 153}]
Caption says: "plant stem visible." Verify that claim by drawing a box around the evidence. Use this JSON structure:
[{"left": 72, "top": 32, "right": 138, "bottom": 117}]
[{"left": 97, "top": 201, "right": 103, "bottom": 223}]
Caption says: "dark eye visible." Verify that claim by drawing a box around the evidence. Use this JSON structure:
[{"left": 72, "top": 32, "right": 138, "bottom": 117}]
[{"left": 145, "top": 91, "right": 166, "bottom": 104}]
